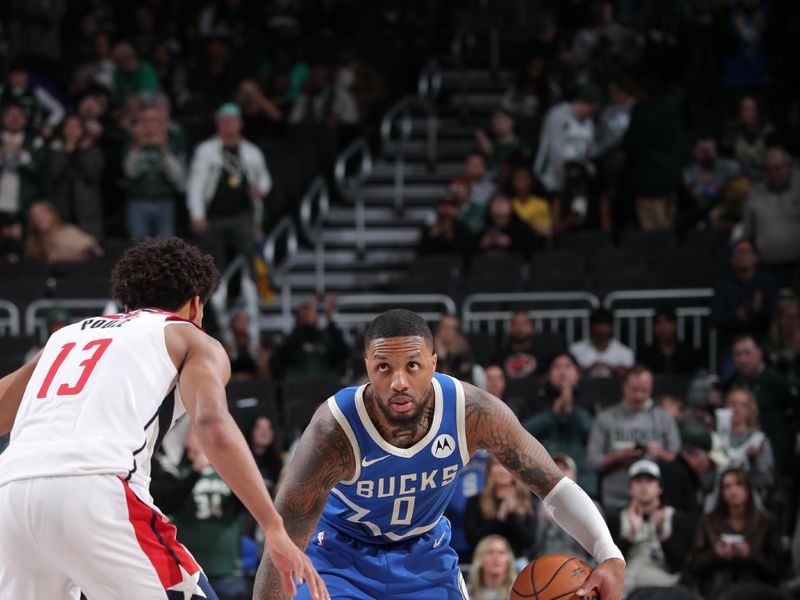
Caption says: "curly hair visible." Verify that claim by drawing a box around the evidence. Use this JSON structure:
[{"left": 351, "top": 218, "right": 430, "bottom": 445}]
[{"left": 110, "top": 237, "right": 220, "bottom": 312}]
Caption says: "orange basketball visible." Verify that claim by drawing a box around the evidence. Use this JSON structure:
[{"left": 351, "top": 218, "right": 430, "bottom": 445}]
[{"left": 510, "top": 553, "right": 593, "bottom": 600}]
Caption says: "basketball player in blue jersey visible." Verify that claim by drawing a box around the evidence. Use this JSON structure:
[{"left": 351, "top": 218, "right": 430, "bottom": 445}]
[{"left": 254, "top": 309, "right": 626, "bottom": 600}]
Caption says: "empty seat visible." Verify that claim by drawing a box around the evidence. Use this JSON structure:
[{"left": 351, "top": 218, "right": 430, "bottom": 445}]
[
  {"left": 591, "top": 267, "right": 665, "bottom": 293},
  {"left": 526, "top": 269, "right": 587, "bottom": 291},
  {"left": 226, "top": 378, "right": 283, "bottom": 448},
  {"left": 462, "top": 271, "right": 524, "bottom": 294},
  {"left": 652, "top": 373, "right": 693, "bottom": 401},
  {"left": 414, "top": 255, "right": 464, "bottom": 278},
  {"left": 587, "top": 248, "right": 644, "bottom": 271},
  {"left": 577, "top": 376, "right": 621, "bottom": 414},
  {"left": 0, "top": 335, "right": 36, "bottom": 355},
  {"left": 503, "top": 377, "right": 542, "bottom": 421},
  {"left": 530, "top": 250, "right": 586, "bottom": 274},
  {"left": 556, "top": 231, "right": 613, "bottom": 253},
  {"left": 683, "top": 228, "right": 731, "bottom": 252},
  {"left": 466, "top": 331, "right": 498, "bottom": 366},
  {"left": 469, "top": 254, "right": 524, "bottom": 277},
  {"left": 620, "top": 230, "right": 677, "bottom": 254}
]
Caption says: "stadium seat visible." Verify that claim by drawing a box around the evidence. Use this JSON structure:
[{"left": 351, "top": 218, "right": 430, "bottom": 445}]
[
  {"left": 0, "top": 335, "right": 36, "bottom": 355},
  {"left": 555, "top": 231, "right": 613, "bottom": 253},
  {"left": 576, "top": 376, "right": 621, "bottom": 414},
  {"left": 466, "top": 331, "right": 498, "bottom": 366},
  {"left": 620, "top": 230, "right": 677, "bottom": 255},
  {"left": 530, "top": 250, "right": 587, "bottom": 274},
  {"left": 683, "top": 228, "right": 731, "bottom": 253},
  {"left": 526, "top": 269, "right": 586, "bottom": 291},
  {"left": 503, "top": 377, "right": 542, "bottom": 421},
  {"left": 652, "top": 373, "right": 693, "bottom": 401},
  {"left": 586, "top": 248, "right": 644, "bottom": 271},
  {"left": 282, "top": 377, "right": 342, "bottom": 437}
]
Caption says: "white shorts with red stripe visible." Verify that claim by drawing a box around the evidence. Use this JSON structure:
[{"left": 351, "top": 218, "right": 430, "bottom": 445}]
[{"left": 0, "top": 474, "right": 216, "bottom": 599}]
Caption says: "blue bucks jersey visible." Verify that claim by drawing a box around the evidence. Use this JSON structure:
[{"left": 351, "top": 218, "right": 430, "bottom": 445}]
[{"left": 321, "top": 372, "right": 470, "bottom": 543}]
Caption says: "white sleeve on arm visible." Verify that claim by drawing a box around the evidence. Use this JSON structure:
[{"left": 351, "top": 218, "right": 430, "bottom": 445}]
[{"left": 544, "top": 476, "right": 625, "bottom": 564}]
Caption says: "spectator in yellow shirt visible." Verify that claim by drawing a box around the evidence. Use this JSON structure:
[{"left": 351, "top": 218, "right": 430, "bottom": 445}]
[{"left": 510, "top": 166, "right": 552, "bottom": 240}]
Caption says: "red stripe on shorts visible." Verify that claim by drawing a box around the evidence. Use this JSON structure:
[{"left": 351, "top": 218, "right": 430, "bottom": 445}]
[{"left": 120, "top": 478, "right": 200, "bottom": 588}]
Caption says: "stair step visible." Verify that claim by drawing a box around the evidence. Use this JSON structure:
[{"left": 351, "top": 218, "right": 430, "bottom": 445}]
[
  {"left": 361, "top": 183, "right": 444, "bottom": 199},
  {"left": 280, "top": 271, "right": 405, "bottom": 290},
  {"left": 320, "top": 228, "right": 421, "bottom": 246},
  {"left": 369, "top": 161, "right": 463, "bottom": 181},
  {"left": 326, "top": 206, "right": 433, "bottom": 225},
  {"left": 292, "top": 248, "right": 417, "bottom": 268}
]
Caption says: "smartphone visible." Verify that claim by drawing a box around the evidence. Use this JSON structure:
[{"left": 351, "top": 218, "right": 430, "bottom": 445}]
[{"left": 720, "top": 533, "right": 745, "bottom": 545}]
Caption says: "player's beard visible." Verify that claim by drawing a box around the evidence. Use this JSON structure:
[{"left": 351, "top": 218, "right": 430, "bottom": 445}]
[{"left": 376, "top": 385, "right": 433, "bottom": 428}]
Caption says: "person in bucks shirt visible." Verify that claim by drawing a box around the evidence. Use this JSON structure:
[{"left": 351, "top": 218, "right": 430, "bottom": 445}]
[{"left": 254, "top": 309, "right": 627, "bottom": 600}]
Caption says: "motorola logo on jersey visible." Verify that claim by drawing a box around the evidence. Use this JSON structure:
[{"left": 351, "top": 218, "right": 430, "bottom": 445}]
[{"left": 431, "top": 434, "right": 455, "bottom": 459}]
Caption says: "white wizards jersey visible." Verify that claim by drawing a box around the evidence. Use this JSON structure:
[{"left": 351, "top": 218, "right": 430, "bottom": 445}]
[{"left": 0, "top": 309, "right": 191, "bottom": 501}]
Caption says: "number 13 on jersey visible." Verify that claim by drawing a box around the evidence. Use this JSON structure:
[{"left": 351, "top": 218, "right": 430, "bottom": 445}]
[{"left": 37, "top": 338, "right": 113, "bottom": 399}]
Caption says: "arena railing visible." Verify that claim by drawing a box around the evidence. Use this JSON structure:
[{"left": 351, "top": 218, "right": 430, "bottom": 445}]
[
  {"left": 333, "top": 137, "right": 373, "bottom": 257},
  {"left": 380, "top": 95, "right": 439, "bottom": 216},
  {"left": 603, "top": 289, "right": 717, "bottom": 371},
  {"left": 25, "top": 298, "right": 112, "bottom": 340},
  {"left": 298, "top": 176, "right": 331, "bottom": 296},
  {"left": 0, "top": 300, "right": 21, "bottom": 336},
  {"left": 333, "top": 294, "right": 457, "bottom": 342},
  {"left": 263, "top": 216, "right": 299, "bottom": 333},
  {"left": 461, "top": 292, "right": 601, "bottom": 344},
  {"left": 208, "top": 254, "right": 261, "bottom": 350},
  {"left": 417, "top": 60, "right": 442, "bottom": 100}
]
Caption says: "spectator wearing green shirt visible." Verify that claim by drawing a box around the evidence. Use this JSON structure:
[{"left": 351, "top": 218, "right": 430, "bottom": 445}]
[{"left": 112, "top": 41, "right": 161, "bottom": 102}]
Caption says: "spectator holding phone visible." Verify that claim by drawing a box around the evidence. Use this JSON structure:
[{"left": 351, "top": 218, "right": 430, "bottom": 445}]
[{"left": 686, "top": 467, "right": 784, "bottom": 598}]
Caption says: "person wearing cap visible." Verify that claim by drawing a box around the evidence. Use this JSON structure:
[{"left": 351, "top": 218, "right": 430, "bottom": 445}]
[
  {"left": 637, "top": 307, "right": 703, "bottom": 374},
  {"left": 569, "top": 308, "right": 635, "bottom": 378},
  {"left": 586, "top": 365, "right": 681, "bottom": 512},
  {"left": 534, "top": 84, "right": 601, "bottom": 193},
  {"left": 187, "top": 102, "right": 271, "bottom": 262},
  {"left": 609, "top": 460, "right": 693, "bottom": 598}
]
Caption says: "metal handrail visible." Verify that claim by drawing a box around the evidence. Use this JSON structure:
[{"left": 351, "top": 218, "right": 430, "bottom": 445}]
[
  {"left": 333, "top": 137, "right": 373, "bottom": 256},
  {"left": 263, "top": 216, "right": 299, "bottom": 331},
  {"left": 417, "top": 60, "right": 442, "bottom": 100},
  {"left": 0, "top": 299, "right": 20, "bottom": 336},
  {"left": 380, "top": 95, "right": 438, "bottom": 215},
  {"left": 299, "top": 176, "right": 331, "bottom": 295},
  {"left": 603, "top": 288, "right": 713, "bottom": 308},
  {"left": 333, "top": 294, "right": 457, "bottom": 338}
]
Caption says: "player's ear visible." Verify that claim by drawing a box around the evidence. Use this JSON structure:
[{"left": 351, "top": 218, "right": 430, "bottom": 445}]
[
  {"left": 430, "top": 352, "right": 437, "bottom": 371},
  {"left": 187, "top": 295, "right": 202, "bottom": 323}
]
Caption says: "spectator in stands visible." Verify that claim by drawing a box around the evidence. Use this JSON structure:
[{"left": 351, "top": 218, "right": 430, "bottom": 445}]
[
  {"left": 593, "top": 76, "right": 637, "bottom": 158},
  {"left": 687, "top": 467, "right": 783, "bottom": 599},
  {"left": 188, "top": 39, "right": 240, "bottom": 116},
  {"left": 0, "top": 62, "right": 64, "bottom": 137},
  {"left": 500, "top": 56, "right": 546, "bottom": 135},
  {"left": 417, "top": 194, "right": 474, "bottom": 257},
  {"left": 524, "top": 353, "right": 596, "bottom": 495},
  {"left": 459, "top": 152, "right": 495, "bottom": 235},
  {"left": 637, "top": 307, "right": 703, "bottom": 374},
  {"left": 150, "top": 41, "right": 191, "bottom": 113},
  {"left": 623, "top": 81, "right": 684, "bottom": 230},
  {"left": 723, "top": 0, "right": 770, "bottom": 89},
  {"left": 551, "top": 160, "right": 607, "bottom": 236},
  {"left": 531, "top": 453, "right": 595, "bottom": 564},
  {"left": 534, "top": 84, "right": 601, "bottom": 193},
  {"left": 660, "top": 428, "right": 716, "bottom": 523},
  {"left": 484, "top": 364, "right": 506, "bottom": 401},
  {"left": 226, "top": 309, "right": 270, "bottom": 380},
  {"left": 247, "top": 415, "right": 282, "bottom": 495},
  {"left": 709, "top": 175, "right": 751, "bottom": 232},
  {"left": 0, "top": 104, "right": 43, "bottom": 221},
  {"left": 683, "top": 133, "right": 740, "bottom": 219},
  {"left": 712, "top": 239, "right": 779, "bottom": 375},
  {"left": 721, "top": 387, "right": 775, "bottom": 496},
  {"left": 571, "top": 1, "right": 627, "bottom": 81},
  {"left": 765, "top": 296, "right": 800, "bottom": 384},
  {"left": 433, "top": 314, "right": 475, "bottom": 383},
  {"left": 728, "top": 96, "right": 776, "bottom": 181},
  {"left": 288, "top": 62, "right": 358, "bottom": 127},
  {"left": 187, "top": 103, "right": 270, "bottom": 263},
  {"left": 151, "top": 430, "right": 249, "bottom": 600},
  {"left": 726, "top": 334, "right": 793, "bottom": 477},
  {"left": 465, "top": 457, "right": 536, "bottom": 560},
  {"left": 111, "top": 41, "right": 161, "bottom": 101},
  {"left": 467, "top": 535, "right": 518, "bottom": 600},
  {"left": 335, "top": 46, "right": 386, "bottom": 132},
  {"left": 122, "top": 105, "right": 183, "bottom": 239},
  {"left": 657, "top": 394, "right": 684, "bottom": 424},
  {"left": 253, "top": 45, "right": 310, "bottom": 110},
  {"left": 150, "top": 93, "right": 189, "bottom": 170},
  {"left": 510, "top": 165, "right": 552, "bottom": 241},
  {"left": 476, "top": 192, "right": 540, "bottom": 258},
  {"left": 570, "top": 308, "right": 635, "bottom": 378},
  {"left": 0, "top": 213, "right": 23, "bottom": 263},
  {"left": 475, "top": 110, "right": 528, "bottom": 171},
  {"left": 236, "top": 78, "right": 283, "bottom": 144},
  {"left": 587, "top": 366, "right": 681, "bottom": 512},
  {"left": 742, "top": 147, "right": 800, "bottom": 282},
  {"left": 609, "top": 460, "right": 693, "bottom": 597},
  {"left": 271, "top": 293, "right": 349, "bottom": 380},
  {"left": 495, "top": 310, "right": 565, "bottom": 381},
  {"left": 45, "top": 113, "right": 104, "bottom": 241},
  {"left": 24, "top": 200, "right": 101, "bottom": 263}
]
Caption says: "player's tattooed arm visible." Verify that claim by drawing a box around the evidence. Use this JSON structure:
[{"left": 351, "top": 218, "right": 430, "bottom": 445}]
[
  {"left": 253, "top": 402, "right": 354, "bottom": 600},
  {"left": 462, "top": 381, "right": 564, "bottom": 498}
]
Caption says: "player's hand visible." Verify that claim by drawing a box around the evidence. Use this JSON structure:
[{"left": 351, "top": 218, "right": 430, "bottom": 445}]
[
  {"left": 263, "top": 523, "right": 329, "bottom": 600},
  {"left": 577, "top": 557, "right": 624, "bottom": 600}
]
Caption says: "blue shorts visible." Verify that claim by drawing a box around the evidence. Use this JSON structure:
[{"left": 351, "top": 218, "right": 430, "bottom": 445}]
[{"left": 294, "top": 518, "right": 467, "bottom": 600}]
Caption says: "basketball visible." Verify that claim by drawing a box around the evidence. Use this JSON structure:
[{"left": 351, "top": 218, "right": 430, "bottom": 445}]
[{"left": 510, "top": 554, "right": 593, "bottom": 600}]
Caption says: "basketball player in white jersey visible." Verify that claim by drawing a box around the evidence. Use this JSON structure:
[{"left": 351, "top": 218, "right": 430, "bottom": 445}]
[{"left": 0, "top": 237, "right": 327, "bottom": 600}]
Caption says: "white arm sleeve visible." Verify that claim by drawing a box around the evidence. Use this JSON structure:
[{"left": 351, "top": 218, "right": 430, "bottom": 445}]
[{"left": 543, "top": 476, "right": 625, "bottom": 564}]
